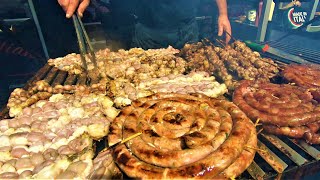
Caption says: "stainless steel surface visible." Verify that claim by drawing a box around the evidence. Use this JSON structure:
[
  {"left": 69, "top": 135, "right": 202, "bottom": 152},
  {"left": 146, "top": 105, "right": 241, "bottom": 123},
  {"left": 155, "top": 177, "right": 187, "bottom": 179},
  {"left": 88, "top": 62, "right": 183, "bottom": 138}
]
[
  {"left": 263, "top": 41, "right": 320, "bottom": 64},
  {"left": 83, "top": 22, "right": 102, "bottom": 26},
  {"left": 72, "top": 14, "right": 98, "bottom": 72},
  {"left": 256, "top": 0, "right": 273, "bottom": 42},
  {"left": 290, "top": 139, "right": 320, "bottom": 161},
  {"left": 76, "top": 15, "right": 98, "bottom": 68},
  {"left": 3, "top": 18, "right": 31, "bottom": 23},
  {"left": 266, "top": 46, "right": 310, "bottom": 64},
  {"left": 257, "top": 139, "right": 288, "bottom": 174},
  {"left": 73, "top": 14, "right": 89, "bottom": 72},
  {"left": 261, "top": 134, "right": 308, "bottom": 166},
  {"left": 306, "top": 0, "right": 320, "bottom": 32},
  {"left": 247, "top": 161, "right": 266, "bottom": 179},
  {"left": 249, "top": 133, "right": 320, "bottom": 179}
]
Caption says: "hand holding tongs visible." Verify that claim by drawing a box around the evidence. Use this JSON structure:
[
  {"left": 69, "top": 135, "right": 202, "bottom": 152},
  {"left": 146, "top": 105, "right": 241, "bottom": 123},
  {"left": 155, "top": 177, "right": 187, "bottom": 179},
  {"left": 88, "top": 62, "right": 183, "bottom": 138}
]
[{"left": 72, "top": 14, "right": 98, "bottom": 75}]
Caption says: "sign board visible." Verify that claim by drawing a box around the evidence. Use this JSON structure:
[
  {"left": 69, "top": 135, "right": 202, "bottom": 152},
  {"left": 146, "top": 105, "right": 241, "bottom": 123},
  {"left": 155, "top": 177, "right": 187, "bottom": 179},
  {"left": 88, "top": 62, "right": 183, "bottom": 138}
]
[{"left": 284, "top": 7, "right": 310, "bottom": 29}]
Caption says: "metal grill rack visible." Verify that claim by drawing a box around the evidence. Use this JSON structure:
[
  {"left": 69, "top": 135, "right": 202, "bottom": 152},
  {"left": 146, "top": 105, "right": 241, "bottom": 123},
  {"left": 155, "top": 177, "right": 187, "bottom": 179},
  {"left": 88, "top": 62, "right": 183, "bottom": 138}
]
[
  {"left": 244, "top": 133, "right": 320, "bottom": 179},
  {"left": 261, "top": 41, "right": 320, "bottom": 64},
  {"left": 1, "top": 63, "right": 320, "bottom": 179}
]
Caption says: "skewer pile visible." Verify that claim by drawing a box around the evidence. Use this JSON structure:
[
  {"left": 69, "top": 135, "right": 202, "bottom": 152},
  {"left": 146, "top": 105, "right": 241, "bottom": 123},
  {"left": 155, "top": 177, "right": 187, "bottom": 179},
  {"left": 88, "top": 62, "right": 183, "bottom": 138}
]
[{"left": 181, "top": 41, "right": 280, "bottom": 91}]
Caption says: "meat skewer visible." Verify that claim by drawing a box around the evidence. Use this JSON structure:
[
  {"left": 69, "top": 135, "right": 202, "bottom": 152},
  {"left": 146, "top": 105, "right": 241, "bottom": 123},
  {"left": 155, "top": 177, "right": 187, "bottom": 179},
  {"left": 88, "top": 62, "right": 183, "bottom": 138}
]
[{"left": 181, "top": 40, "right": 280, "bottom": 92}]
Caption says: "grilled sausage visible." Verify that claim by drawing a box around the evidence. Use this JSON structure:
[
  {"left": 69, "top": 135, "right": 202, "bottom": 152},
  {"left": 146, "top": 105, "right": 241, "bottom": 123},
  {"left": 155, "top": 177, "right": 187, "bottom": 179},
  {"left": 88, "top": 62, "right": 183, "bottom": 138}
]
[
  {"left": 283, "top": 64, "right": 320, "bottom": 101},
  {"left": 233, "top": 80, "right": 320, "bottom": 127},
  {"left": 110, "top": 93, "right": 256, "bottom": 179}
]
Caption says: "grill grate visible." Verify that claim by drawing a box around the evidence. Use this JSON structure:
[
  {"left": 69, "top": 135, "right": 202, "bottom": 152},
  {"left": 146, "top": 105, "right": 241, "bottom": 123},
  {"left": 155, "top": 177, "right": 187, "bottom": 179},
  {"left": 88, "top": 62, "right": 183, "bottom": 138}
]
[
  {"left": 260, "top": 41, "right": 320, "bottom": 64},
  {"left": 245, "top": 134, "right": 320, "bottom": 179},
  {"left": 1, "top": 64, "right": 320, "bottom": 179}
]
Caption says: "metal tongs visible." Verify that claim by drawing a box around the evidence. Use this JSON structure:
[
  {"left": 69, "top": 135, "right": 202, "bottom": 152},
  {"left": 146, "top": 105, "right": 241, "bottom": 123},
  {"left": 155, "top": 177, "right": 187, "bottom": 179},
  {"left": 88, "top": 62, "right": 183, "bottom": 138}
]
[{"left": 72, "top": 14, "right": 98, "bottom": 82}]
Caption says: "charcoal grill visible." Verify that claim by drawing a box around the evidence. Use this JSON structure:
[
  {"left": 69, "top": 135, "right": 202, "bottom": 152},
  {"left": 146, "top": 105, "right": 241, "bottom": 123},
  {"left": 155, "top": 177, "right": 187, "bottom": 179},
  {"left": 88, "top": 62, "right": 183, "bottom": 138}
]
[{"left": 1, "top": 63, "right": 320, "bottom": 179}]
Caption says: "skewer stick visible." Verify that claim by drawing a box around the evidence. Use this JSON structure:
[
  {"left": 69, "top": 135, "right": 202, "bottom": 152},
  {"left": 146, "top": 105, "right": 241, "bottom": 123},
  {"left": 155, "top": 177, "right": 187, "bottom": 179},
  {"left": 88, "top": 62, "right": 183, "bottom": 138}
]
[
  {"left": 121, "top": 132, "right": 142, "bottom": 144},
  {"left": 257, "top": 128, "right": 264, "bottom": 135},
  {"left": 254, "top": 118, "right": 261, "bottom": 127},
  {"left": 218, "top": 39, "right": 226, "bottom": 47},
  {"left": 259, "top": 58, "right": 281, "bottom": 68},
  {"left": 274, "top": 63, "right": 286, "bottom": 70},
  {"left": 201, "top": 39, "right": 209, "bottom": 46},
  {"left": 275, "top": 60, "right": 287, "bottom": 67},
  {"left": 245, "top": 145, "right": 267, "bottom": 153},
  {"left": 215, "top": 39, "right": 226, "bottom": 48},
  {"left": 275, "top": 173, "right": 283, "bottom": 180},
  {"left": 101, "top": 132, "right": 142, "bottom": 153},
  {"left": 204, "top": 38, "right": 215, "bottom": 46}
]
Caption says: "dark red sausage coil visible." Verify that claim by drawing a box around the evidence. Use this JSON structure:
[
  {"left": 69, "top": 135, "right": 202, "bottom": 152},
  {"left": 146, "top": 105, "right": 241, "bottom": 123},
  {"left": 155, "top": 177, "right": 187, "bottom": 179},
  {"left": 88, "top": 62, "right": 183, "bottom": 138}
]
[
  {"left": 233, "top": 80, "right": 320, "bottom": 144},
  {"left": 108, "top": 93, "right": 257, "bottom": 179},
  {"left": 282, "top": 64, "right": 320, "bottom": 101}
]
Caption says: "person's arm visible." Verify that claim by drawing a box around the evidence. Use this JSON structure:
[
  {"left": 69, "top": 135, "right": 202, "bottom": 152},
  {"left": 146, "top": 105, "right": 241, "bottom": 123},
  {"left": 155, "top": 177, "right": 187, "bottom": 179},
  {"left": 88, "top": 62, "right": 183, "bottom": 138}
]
[
  {"left": 215, "top": 0, "right": 232, "bottom": 43},
  {"left": 58, "top": 0, "right": 90, "bottom": 18}
]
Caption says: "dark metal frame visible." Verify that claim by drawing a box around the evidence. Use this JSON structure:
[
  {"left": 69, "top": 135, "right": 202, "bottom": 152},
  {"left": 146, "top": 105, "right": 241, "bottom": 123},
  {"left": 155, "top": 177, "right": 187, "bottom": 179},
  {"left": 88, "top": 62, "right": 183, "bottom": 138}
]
[
  {"left": 27, "top": 0, "right": 49, "bottom": 59},
  {"left": 306, "top": 0, "right": 320, "bottom": 32}
]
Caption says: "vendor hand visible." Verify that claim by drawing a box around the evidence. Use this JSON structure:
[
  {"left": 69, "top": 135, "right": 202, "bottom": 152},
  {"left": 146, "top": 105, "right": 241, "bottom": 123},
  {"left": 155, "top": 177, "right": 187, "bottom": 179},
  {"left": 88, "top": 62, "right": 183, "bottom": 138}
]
[
  {"left": 218, "top": 15, "right": 232, "bottom": 44},
  {"left": 58, "top": 0, "right": 90, "bottom": 18}
]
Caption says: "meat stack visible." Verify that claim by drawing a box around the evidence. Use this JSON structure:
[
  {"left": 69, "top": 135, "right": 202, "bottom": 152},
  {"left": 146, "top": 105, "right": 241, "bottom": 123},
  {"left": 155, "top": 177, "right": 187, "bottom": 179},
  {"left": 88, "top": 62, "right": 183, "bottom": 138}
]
[
  {"left": 48, "top": 46, "right": 186, "bottom": 83},
  {"left": 108, "top": 93, "right": 257, "bottom": 179},
  {"left": 108, "top": 71, "right": 227, "bottom": 107},
  {"left": 0, "top": 92, "right": 122, "bottom": 178},
  {"left": 7, "top": 80, "right": 107, "bottom": 117}
]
